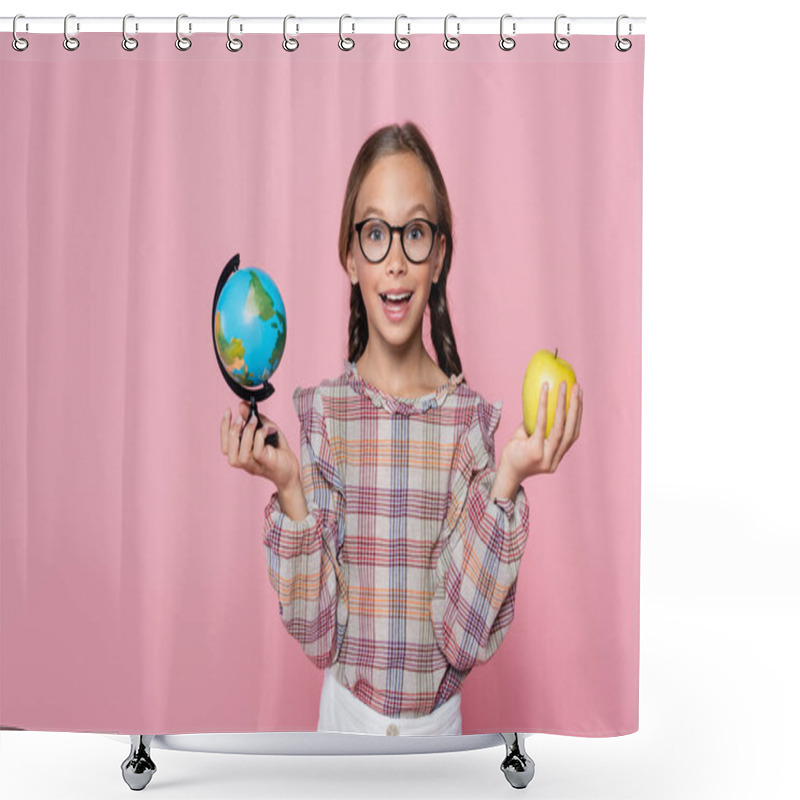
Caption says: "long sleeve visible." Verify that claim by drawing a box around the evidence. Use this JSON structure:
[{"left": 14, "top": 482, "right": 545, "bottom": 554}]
[
  {"left": 430, "top": 398, "right": 531, "bottom": 673},
  {"left": 262, "top": 386, "right": 348, "bottom": 669}
]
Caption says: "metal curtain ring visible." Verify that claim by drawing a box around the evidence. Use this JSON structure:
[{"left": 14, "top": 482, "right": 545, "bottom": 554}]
[
  {"left": 394, "top": 15, "right": 410, "bottom": 51},
  {"left": 122, "top": 14, "right": 138, "bottom": 51},
  {"left": 12, "top": 14, "right": 29, "bottom": 51},
  {"left": 176, "top": 14, "right": 192, "bottom": 50},
  {"left": 554, "top": 14, "right": 570, "bottom": 51},
  {"left": 499, "top": 14, "right": 515, "bottom": 51},
  {"left": 63, "top": 13, "right": 80, "bottom": 51},
  {"left": 339, "top": 14, "right": 355, "bottom": 50},
  {"left": 616, "top": 14, "right": 632, "bottom": 51},
  {"left": 283, "top": 15, "right": 299, "bottom": 51},
  {"left": 227, "top": 15, "right": 243, "bottom": 52},
  {"left": 443, "top": 14, "right": 460, "bottom": 51}
]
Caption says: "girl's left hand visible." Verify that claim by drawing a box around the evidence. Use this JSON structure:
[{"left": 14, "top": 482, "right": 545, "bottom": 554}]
[{"left": 500, "top": 381, "right": 583, "bottom": 482}]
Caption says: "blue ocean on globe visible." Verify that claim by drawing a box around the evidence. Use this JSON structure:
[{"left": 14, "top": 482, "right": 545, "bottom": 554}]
[{"left": 213, "top": 267, "right": 287, "bottom": 388}]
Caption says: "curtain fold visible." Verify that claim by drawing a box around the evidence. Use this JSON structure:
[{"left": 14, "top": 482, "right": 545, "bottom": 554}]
[{"left": 1, "top": 32, "right": 644, "bottom": 736}]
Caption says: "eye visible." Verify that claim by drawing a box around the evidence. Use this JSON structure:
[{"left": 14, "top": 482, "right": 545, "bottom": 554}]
[
  {"left": 406, "top": 223, "right": 425, "bottom": 241},
  {"left": 365, "top": 222, "right": 386, "bottom": 242}
]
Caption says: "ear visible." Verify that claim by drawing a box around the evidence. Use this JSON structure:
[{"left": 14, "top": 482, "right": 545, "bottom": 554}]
[
  {"left": 346, "top": 247, "right": 358, "bottom": 285},
  {"left": 433, "top": 233, "right": 446, "bottom": 284}
]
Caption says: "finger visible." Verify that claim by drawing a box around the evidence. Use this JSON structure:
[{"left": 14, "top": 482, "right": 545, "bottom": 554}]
[
  {"left": 562, "top": 383, "right": 579, "bottom": 439},
  {"left": 220, "top": 408, "right": 231, "bottom": 455},
  {"left": 228, "top": 413, "right": 245, "bottom": 466},
  {"left": 246, "top": 403, "right": 271, "bottom": 430},
  {"left": 253, "top": 423, "right": 268, "bottom": 462},
  {"left": 543, "top": 382, "right": 568, "bottom": 469},
  {"left": 238, "top": 412, "right": 258, "bottom": 463},
  {"left": 533, "top": 382, "right": 548, "bottom": 443},
  {"left": 549, "top": 381, "right": 569, "bottom": 443},
  {"left": 256, "top": 412, "right": 275, "bottom": 431},
  {"left": 553, "top": 383, "right": 580, "bottom": 467},
  {"left": 575, "top": 385, "right": 583, "bottom": 438}
]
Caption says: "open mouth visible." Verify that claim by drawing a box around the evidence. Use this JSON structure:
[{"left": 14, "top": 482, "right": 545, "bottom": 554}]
[{"left": 380, "top": 292, "right": 413, "bottom": 307}]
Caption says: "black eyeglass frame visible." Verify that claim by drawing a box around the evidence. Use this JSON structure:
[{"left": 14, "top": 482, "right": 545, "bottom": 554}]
[{"left": 353, "top": 217, "right": 440, "bottom": 264}]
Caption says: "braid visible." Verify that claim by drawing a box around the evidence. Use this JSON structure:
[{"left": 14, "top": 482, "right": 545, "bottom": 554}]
[
  {"left": 429, "top": 272, "right": 464, "bottom": 380},
  {"left": 347, "top": 284, "right": 369, "bottom": 364}
]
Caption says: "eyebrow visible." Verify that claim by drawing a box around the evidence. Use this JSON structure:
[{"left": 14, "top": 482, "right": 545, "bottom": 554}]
[{"left": 361, "top": 203, "right": 432, "bottom": 220}]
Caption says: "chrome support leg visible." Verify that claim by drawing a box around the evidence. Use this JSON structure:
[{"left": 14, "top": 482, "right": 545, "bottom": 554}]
[
  {"left": 121, "top": 735, "right": 157, "bottom": 791},
  {"left": 500, "top": 732, "right": 535, "bottom": 789}
]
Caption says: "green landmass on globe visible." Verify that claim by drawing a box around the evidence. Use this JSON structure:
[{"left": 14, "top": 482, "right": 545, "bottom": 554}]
[{"left": 214, "top": 268, "right": 287, "bottom": 388}]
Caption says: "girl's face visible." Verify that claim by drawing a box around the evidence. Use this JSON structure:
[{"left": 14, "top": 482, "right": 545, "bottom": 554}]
[{"left": 347, "top": 152, "right": 446, "bottom": 351}]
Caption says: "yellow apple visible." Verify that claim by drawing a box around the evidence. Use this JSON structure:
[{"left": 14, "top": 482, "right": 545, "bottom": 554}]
[{"left": 522, "top": 348, "right": 577, "bottom": 438}]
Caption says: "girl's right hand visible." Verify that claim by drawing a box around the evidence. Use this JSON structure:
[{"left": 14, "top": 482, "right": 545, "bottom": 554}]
[{"left": 220, "top": 401, "right": 300, "bottom": 490}]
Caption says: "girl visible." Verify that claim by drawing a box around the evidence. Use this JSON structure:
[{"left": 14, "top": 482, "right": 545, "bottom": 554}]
[{"left": 220, "top": 122, "right": 583, "bottom": 736}]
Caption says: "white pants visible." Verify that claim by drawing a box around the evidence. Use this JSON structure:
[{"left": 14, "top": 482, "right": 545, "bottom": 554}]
[{"left": 317, "top": 667, "right": 462, "bottom": 736}]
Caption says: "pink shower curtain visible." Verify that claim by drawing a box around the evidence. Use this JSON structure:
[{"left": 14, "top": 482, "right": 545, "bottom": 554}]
[{"left": 1, "top": 31, "right": 643, "bottom": 736}]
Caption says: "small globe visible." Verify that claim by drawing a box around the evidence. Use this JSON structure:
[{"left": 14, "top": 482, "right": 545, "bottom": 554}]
[{"left": 213, "top": 266, "right": 287, "bottom": 389}]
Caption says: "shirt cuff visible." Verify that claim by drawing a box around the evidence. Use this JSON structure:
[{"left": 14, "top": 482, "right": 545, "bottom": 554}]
[
  {"left": 491, "top": 495, "right": 517, "bottom": 519},
  {"left": 265, "top": 490, "right": 316, "bottom": 533}
]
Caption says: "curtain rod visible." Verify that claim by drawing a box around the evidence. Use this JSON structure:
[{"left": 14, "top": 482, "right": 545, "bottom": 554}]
[{"left": 1, "top": 16, "right": 646, "bottom": 36}]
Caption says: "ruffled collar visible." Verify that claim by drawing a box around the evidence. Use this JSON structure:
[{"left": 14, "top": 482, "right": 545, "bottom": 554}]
[{"left": 344, "top": 359, "right": 465, "bottom": 415}]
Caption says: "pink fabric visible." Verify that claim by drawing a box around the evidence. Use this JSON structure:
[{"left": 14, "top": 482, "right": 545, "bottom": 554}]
[{"left": 0, "top": 33, "right": 644, "bottom": 735}]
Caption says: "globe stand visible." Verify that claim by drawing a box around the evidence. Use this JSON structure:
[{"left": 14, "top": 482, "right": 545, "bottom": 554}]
[{"left": 213, "top": 253, "right": 279, "bottom": 448}]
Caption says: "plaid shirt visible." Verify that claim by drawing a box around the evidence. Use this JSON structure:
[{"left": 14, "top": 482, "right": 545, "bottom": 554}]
[{"left": 263, "top": 360, "right": 530, "bottom": 718}]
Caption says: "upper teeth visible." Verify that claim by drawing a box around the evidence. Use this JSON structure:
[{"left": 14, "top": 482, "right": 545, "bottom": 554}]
[{"left": 383, "top": 293, "right": 411, "bottom": 301}]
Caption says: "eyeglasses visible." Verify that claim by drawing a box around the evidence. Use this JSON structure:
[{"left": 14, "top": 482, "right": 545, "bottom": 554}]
[{"left": 353, "top": 217, "right": 439, "bottom": 264}]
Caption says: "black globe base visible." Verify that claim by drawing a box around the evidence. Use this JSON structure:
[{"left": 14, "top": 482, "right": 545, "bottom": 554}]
[{"left": 244, "top": 394, "right": 279, "bottom": 449}]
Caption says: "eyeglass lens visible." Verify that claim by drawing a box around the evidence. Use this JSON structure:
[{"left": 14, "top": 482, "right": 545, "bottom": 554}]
[{"left": 360, "top": 219, "right": 434, "bottom": 263}]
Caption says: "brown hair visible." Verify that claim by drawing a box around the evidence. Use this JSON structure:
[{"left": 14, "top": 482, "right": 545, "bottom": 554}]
[{"left": 338, "top": 122, "right": 464, "bottom": 380}]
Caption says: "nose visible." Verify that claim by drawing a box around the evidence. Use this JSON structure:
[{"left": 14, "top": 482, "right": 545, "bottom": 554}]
[{"left": 385, "top": 229, "right": 408, "bottom": 273}]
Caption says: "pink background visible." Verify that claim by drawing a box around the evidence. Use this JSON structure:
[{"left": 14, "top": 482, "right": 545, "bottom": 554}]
[{"left": 1, "top": 33, "right": 643, "bottom": 735}]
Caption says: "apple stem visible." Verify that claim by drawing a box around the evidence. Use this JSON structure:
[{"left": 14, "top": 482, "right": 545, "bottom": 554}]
[{"left": 555, "top": 347, "right": 558, "bottom": 359}]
